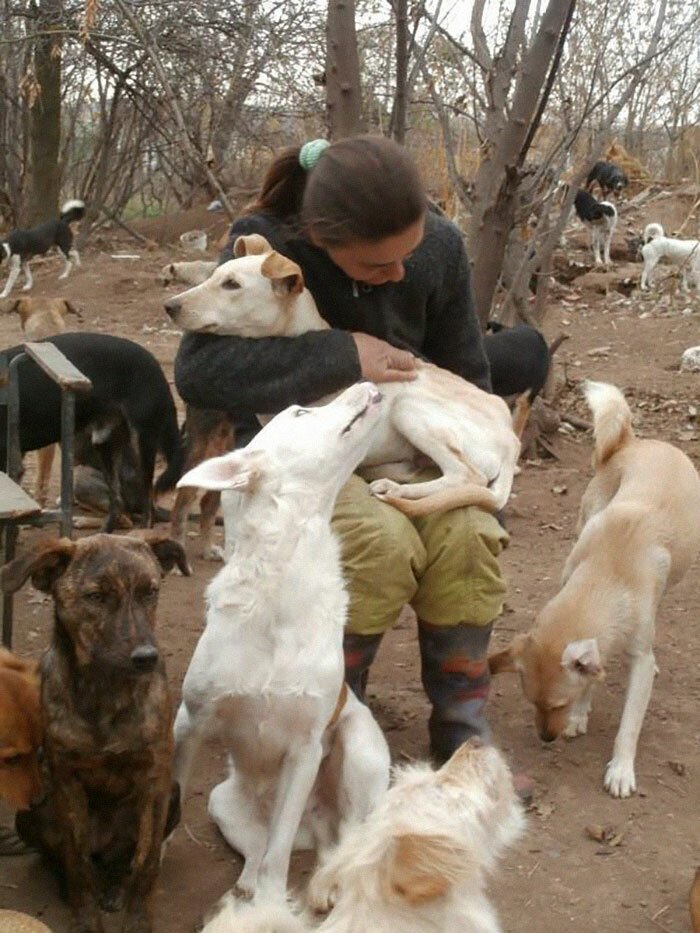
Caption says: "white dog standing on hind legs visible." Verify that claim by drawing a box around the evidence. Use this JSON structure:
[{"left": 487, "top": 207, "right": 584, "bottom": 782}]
[
  {"left": 172, "top": 382, "right": 390, "bottom": 905},
  {"left": 489, "top": 380, "right": 700, "bottom": 797}
]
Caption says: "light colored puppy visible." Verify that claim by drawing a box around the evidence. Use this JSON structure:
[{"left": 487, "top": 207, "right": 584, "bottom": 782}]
[
  {"left": 159, "top": 259, "right": 216, "bottom": 287},
  {"left": 8, "top": 295, "right": 82, "bottom": 340},
  {"left": 173, "top": 382, "right": 391, "bottom": 904},
  {"left": 163, "top": 234, "right": 521, "bottom": 518},
  {"left": 640, "top": 231, "right": 700, "bottom": 290},
  {"left": 489, "top": 381, "right": 700, "bottom": 798},
  {"left": 8, "top": 296, "right": 82, "bottom": 505},
  {"left": 201, "top": 739, "right": 524, "bottom": 933}
]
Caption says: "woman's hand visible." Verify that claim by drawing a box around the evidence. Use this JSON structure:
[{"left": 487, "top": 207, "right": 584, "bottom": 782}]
[{"left": 351, "top": 333, "right": 417, "bottom": 383}]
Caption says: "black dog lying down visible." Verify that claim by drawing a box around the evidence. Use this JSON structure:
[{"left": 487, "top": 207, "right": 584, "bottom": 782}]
[
  {"left": 0, "top": 333, "right": 184, "bottom": 529},
  {"left": 484, "top": 321, "right": 550, "bottom": 401}
]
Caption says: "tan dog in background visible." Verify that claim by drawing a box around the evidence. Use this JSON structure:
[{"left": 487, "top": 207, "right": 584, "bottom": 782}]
[
  {"left": 8, "top": 296, "right": 82, "bottom": 506},
  {"left": 489, "top": 381, "right": 700, "bottom": 798},
  {"left": 0, "top": 648, "right": 42, "bottom": 810}
]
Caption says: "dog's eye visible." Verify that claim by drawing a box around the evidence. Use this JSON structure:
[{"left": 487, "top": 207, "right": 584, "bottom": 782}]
[
  {"left": 222, "top": 278, "right": 241, "bottom": 290},
  {"left": 2, "top": 754, "right": 23, "bottom": 766},
  {"left": 84, "top": 590, "right": 104, "bottom": 604},
  {"left": 294, "top": 408, "right": 311, "bottom": 417},
  {"left": 142, "top": 583, "right": 159, "bottom": 600}
]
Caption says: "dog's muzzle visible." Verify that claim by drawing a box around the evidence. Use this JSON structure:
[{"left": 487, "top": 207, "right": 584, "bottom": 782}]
[{"left": 130, "top": 644, "right": 159, "bottom": 672}]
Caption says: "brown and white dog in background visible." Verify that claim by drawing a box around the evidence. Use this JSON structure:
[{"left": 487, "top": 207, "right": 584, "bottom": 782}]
[{"left": 8, "top": 296, "right": 83, "bottom": 506}]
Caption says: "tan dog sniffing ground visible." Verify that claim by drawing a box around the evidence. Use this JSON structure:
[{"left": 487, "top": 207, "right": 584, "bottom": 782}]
[
  {"left": 164, "top": 234, "right": 522, "bottom": 518},
  {"left": 489, "top": 381, "right": 700, "bottom": 798},
  {"left": 7, "top": 295, "right": 83, "bottom": 507}
]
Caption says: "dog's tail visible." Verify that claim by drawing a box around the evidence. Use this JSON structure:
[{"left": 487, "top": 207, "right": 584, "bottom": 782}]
[
  {"left": 583, "top": 380, "right": 634, "bottom": 465},
  {"left": 154, "top": 404, "right": 186, "bottom": 494},
  {"left": 60, "top": 199, "right": 86, "bottom": 222},
  {"left": 200, "top": 893, "right": 306, "bottom": 932}
]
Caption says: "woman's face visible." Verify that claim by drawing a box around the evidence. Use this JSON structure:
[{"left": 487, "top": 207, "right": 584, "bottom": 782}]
[{"left": 316, "top": 218, "right": 425, "bottom": 286}]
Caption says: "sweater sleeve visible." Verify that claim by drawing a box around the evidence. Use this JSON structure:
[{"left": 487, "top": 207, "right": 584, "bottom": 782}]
[
  {"left": 422, "top": 225, "right": 492, "bottom": 392},
  {"left": 174, "top": 213, "right": 362, "bottom": 413}
]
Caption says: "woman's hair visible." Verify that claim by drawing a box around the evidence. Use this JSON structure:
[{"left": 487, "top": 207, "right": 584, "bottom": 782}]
[{"left": 245, "top": 135, "right": 427, "bottom": 247}]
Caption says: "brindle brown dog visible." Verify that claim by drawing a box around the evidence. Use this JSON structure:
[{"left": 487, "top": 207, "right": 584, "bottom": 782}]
[{"left": 1, "top": 533, "right": 189, "bottom": 933}]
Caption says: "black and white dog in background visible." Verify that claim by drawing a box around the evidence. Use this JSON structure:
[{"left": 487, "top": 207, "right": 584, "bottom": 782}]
[
  {"left": 0, "top": 199, "right": 85, "bottom": 299},
  {"left": 586, "top": 160, "right": 629, "bottom": 199},
  {"left": 574, "top": 189, "right": 618, "bottom": 266}
]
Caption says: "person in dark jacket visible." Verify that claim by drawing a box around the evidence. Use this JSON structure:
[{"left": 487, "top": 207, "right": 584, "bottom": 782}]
[{"left": 175, "top": 135, "right": 508, "bottom": 765}]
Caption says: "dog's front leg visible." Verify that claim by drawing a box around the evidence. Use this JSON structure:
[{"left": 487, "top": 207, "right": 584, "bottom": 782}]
[
  {"left": 563, "top": 684, "right": 593, "bottom": 738},
  {"left": 254, "top": 737, "right": 324, "bottom": 903},
  {"left": 604, "top": 648, "right": 656, "bottom": 798},
  {"left": 122, "top": 789, "right": 169, "bottom": 933},
  {"left": 0, "top": 254, "right": 21, "bottom": 298},
  {"left": 53, "top": 778, "right": 105, "bottom": 933}
]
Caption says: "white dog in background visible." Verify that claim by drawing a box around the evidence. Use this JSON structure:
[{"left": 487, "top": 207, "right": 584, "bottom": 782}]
[
  {"left": 202, "top": 739, "right": 524, "bottom": 933},
  {"left": 640, "top": 222, "right": 700, "bottom": 290},
  {"left": 172, "top": 382, "right": 391, "bottom": 905}
]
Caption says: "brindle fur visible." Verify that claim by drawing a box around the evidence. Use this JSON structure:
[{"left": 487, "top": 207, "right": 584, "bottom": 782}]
[{"left": 1, "top": 533, "right": 189, "bottom": 933}]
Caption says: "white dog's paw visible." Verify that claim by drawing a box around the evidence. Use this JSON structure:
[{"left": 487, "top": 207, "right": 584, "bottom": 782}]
[
  {"left": 604, "top": 758, "right": 636, "bottom": 798},
  {"left": 369, "top": 478, "right": 401, "bottom": 500},
  {"left": 21, "top": 282, "right": 32, "bottom": 291},
  {"left": 562, "top": 713, "right": 588, "bottom": 738},
  {"left": 306, "top": 871, "right": 337, "bottom": 915},
  {"left": 201, "top": 543, "right": 224, "bottom": 562},
  {"left": 234, "top": 870, "right": 257, "bottom": 900}
]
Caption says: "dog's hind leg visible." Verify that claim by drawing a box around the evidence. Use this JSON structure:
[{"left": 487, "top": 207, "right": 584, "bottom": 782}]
[
  {"left": 69, "top": 248, "right": 81, "bottom": 268},
  {"left": 0, "top": 254, "right": 21, "bottom": 298},
  {"left": 21, "top": 261, "right": 33, "bottom": 290},
  {"left": 35, "top": 444, "right": 57, "bottom": 507},
  {"left": 208, "top": 770, "right": 269, "bottom": 895},
  {"left": 199, "top": 490, "right": 223, "bottom": 561}
]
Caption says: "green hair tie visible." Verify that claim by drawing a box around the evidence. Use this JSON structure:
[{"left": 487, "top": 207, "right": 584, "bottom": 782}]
[{"left": 299, "top": 138, "right": 330, "bottom": 172}]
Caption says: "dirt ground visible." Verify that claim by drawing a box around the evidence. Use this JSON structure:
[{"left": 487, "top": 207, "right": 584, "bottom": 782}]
[{"left": 0, "top": 192, "right": 699, "bottom": 932}]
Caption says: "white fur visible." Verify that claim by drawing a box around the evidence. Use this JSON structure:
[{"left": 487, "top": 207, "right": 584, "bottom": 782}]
[
  {"left": 640, "top": 234, "right": 700, "bottom": 290},
  {"left": 642, "top": 222, "right": 664, "bottom": 244},
  {"left": 201, "top": 741, "right": 524, "bottom": 933},
  {"left": 159, "top": 259, "right": 217, "bottom": 287},
  {"left": 586, "top": 201, "right": 617, "bottom": 266},
  {"left": 164, "top": 235, "right": 520, "bottom": 520},
  {"left": 61, "top": 198, "right": 85, "bottom": 214},
  {"left": 173, "top": 383, "right": 391, "bottom": 904}
]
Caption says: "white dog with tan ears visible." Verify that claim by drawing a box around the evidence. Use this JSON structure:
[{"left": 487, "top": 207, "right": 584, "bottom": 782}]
[
  {"left": 201, "top": 738, "right": 524, "bottom": 933},
  {"left": 489, "top": 380, "right": 700, "bottom": 798},
  {"left": 164, "top": 234, "right": 523, "bottom": 519},
  {"left": 172, "top": 382, "right": 391, "bottom": 905}
]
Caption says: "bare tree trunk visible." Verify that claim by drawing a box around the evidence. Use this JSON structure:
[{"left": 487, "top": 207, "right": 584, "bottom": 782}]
[
  {"left": 326, "top": 0, "right": 365, "bottom": 139},
  {"left": 468, "top": 0, "right": 576, "bottom": 324},
  {"left": 389, "top": 0, "right": 408, "bottom": 143},
  {"left": 24, "top": 0, "right": 62, "bottom": 225}
]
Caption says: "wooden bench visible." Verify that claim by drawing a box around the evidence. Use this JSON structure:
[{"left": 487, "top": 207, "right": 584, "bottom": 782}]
[{"left": 0, "top": 341, "right": 92, "bottom": 647}]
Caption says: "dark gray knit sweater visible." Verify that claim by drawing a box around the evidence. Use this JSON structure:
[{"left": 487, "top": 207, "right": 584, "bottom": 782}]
[{"left": 174, "top": 209, "right": 490, "bottom": 444}]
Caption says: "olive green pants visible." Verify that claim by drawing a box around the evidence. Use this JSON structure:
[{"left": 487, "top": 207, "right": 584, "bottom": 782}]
[{"left": 332, "top": 474, "right": 509, "bottom": 636}]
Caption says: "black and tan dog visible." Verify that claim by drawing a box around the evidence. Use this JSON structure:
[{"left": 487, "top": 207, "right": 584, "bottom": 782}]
[{"left": 1, "top": 533, "right": 189, "bottom": 933}]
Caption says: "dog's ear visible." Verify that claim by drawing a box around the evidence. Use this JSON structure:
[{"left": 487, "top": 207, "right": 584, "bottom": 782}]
[
  {"left": 0, "top": 538, "right": 76, "bottom": 594},
  {"left": 62, "top": 300, "right": 82, "bottom": 320},
  {"left": 561, "top": 638, "right": 604, "bottom": 678},
  {"left": 384, "top": 832, "right": 465, "bottom": 904},
  {"left": 7, "top": 297, "right": 27, "bottom": 318},
  {"left": 488, "top": 634, "right": 528, "bottom": 675},
  {"left": 233, "top": 234, "right": 273, "bottom": 258},
  {"left": 260, "top": 251, "right": 304, "bottom": 297},
  {"left": 143, "top": 534, "right": 191, "bottom": 577},
  {"left": 177, "top": 450, "right": 263, "bottom": 493}
]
